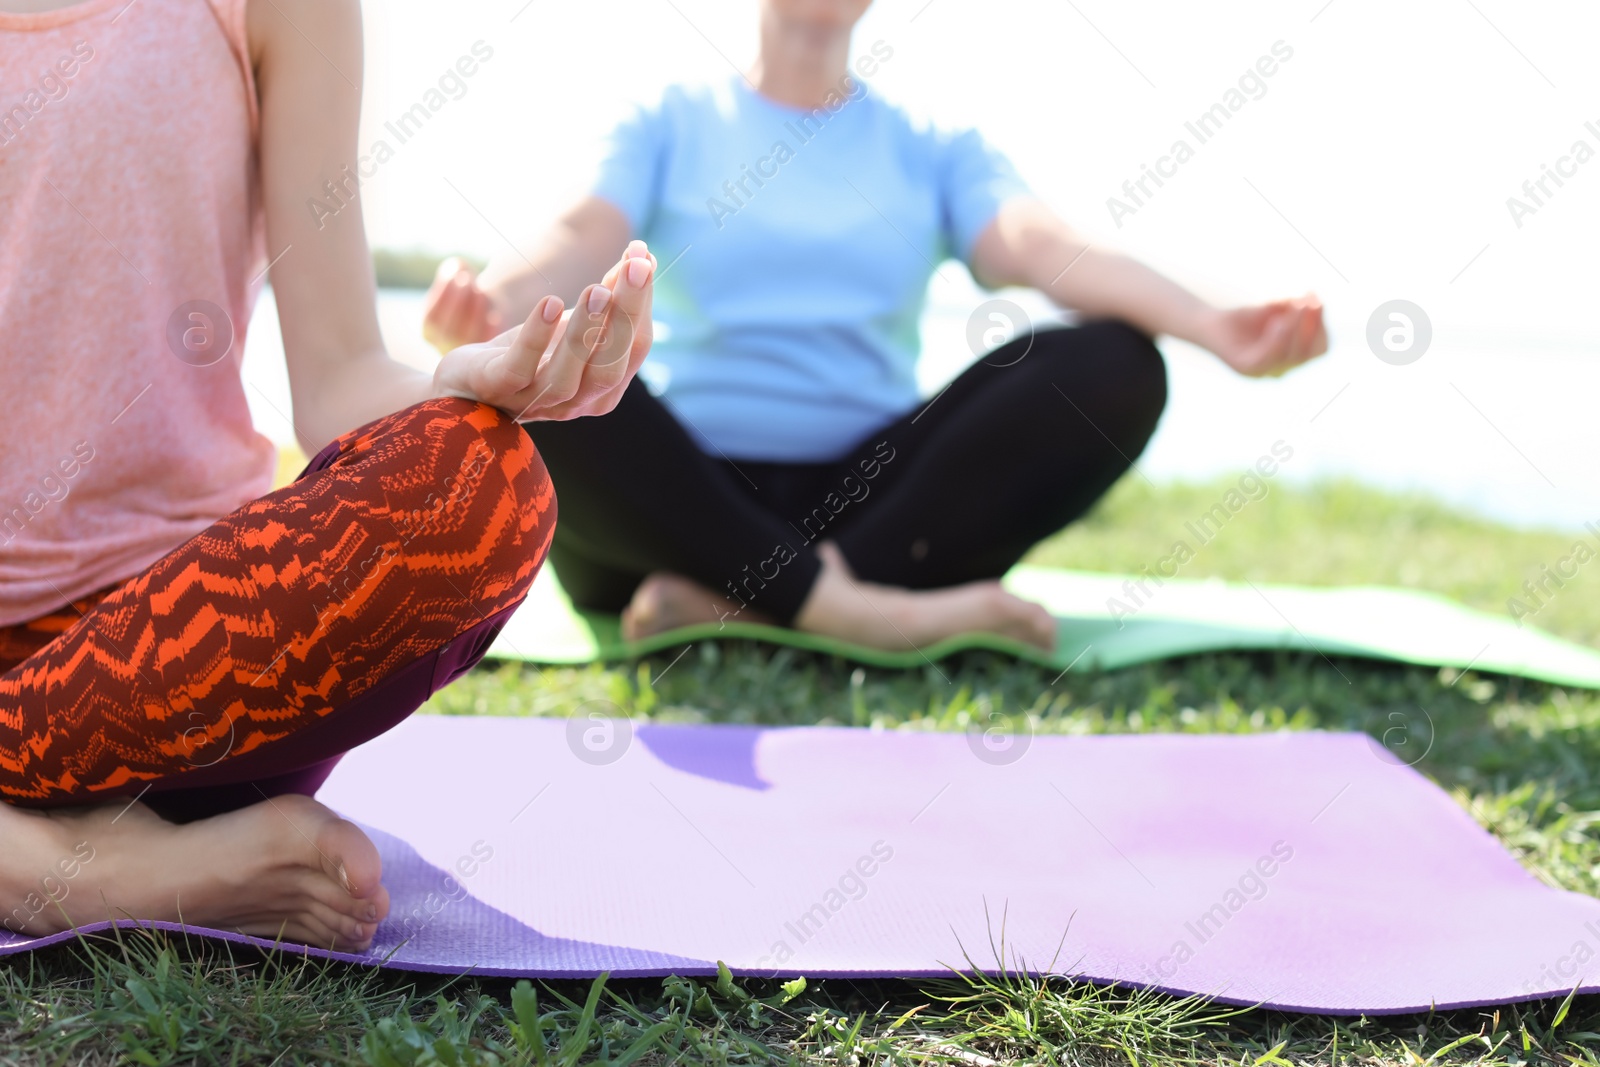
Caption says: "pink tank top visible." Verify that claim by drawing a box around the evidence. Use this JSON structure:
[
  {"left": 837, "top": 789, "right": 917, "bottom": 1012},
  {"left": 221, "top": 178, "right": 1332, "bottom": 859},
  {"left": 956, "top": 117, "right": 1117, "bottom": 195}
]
[{"left": 0, "top": 0, "right": 274, "bottom": 626}]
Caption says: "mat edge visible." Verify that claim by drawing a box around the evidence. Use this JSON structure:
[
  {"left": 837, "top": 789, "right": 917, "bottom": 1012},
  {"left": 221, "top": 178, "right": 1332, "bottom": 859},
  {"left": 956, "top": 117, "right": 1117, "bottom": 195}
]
[{"left": 1, "top": 919, "right": 1587, "bottom": 1017}]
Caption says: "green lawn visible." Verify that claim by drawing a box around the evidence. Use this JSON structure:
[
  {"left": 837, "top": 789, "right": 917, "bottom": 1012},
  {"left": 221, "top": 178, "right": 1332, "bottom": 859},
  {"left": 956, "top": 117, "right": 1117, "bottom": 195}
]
[
  {"left": 6, "top": 478, "right": 1600, "bottom": 1065},
  {"left": 1026, "top": 476, "right": 1600, "bottom": 651}
]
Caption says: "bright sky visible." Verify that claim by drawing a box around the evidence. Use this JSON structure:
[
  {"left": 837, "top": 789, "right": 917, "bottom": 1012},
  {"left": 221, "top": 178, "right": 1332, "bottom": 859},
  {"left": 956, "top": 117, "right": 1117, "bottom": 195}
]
[{"left": 253, "top": 0, "right": 1600, "bottom": 529}]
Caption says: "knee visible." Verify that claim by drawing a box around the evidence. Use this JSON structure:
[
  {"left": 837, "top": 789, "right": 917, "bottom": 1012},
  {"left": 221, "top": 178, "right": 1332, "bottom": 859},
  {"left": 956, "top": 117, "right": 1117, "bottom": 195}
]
[
  {"left": 440, "top": 396, "right": 555, "bottom": 538},
  {"left": 393, "top": 396, "right": 549, "bottom": 497},
  {"left": 385, "top": 398, "right": 557, "bottom": 589},
  {"left": 1097, "top": 321, "right": 1167, "bottom": 416},
  {"left": 464, "top": 399, "right": 553, "bottom": 515},
  {"left": 1067, "top": 321, "right": 1168, "bottom": 434},
  {"left": 442, "top": 398, "right": 547, "bottom": 490}
]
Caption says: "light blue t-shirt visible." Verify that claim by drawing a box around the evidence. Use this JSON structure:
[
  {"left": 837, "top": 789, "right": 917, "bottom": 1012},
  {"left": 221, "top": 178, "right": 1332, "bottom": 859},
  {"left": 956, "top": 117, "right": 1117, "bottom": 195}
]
[{"left": 593, "top": 74, "right": 1028, "bottom": 462}]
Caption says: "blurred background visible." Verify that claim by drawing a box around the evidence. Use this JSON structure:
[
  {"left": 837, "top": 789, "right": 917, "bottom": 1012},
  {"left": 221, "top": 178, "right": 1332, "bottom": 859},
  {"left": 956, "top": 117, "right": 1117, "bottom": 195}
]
[{"left": 244, "top": 0, "right": 1600, "bottom": 532}]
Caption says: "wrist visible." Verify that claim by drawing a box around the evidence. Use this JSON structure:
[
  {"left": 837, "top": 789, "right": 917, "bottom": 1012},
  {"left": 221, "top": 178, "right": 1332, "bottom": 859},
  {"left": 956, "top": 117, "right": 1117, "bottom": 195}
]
[{"left": 1174, "top": 303, "right": 1225, "bottom": 353}]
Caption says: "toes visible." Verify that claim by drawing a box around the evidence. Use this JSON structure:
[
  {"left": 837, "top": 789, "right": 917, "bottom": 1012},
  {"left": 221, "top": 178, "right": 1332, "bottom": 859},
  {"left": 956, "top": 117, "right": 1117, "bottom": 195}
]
[
  {"left": 367, "top": 882, "right": 391, "bottom": 925},
  {"left": 280, "top": 865, "right": 383, "bottom": 926},
  {"left": 312, "top": 813, "right": 384, "bottom": 901},
  {"left": 235, "top": 903, "right": 370, "bottom": 952},
  {"left": 234, "top": 909, "right": 344, "bottom": 951},
  {"left": 303, "top": 895, "right": 378, "bottom": 949},
  {"left": 252, "top": 795, "right": 387, "bottom": 942},
  {"left": 233, "top": 866, "right": 385, "bottom": 952},
  {"left": 1030, "top": 609, "right": 1058, "bottom": 651},
  {"left": 620, "top": 583, "right": 659, "bottom": 642}
]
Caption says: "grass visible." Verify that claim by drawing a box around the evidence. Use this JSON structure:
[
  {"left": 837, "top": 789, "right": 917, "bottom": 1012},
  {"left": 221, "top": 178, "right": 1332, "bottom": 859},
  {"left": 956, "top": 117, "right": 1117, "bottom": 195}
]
[
  {"left": 1025, "top": 475, "right": 1600, "bottom": 650},
  {"left": 7, "top": 476, "right": 1600, "bottom": 1065}
]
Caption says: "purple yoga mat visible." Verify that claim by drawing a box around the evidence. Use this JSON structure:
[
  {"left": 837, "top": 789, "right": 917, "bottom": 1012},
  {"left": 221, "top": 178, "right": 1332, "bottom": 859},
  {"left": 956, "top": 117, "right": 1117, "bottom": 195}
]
[{"left": 3, "top": 717, "right": 1594, "bottom": 1014}]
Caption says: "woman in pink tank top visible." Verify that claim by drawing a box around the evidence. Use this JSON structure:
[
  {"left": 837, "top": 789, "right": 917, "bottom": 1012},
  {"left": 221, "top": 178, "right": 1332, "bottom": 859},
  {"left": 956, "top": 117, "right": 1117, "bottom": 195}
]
[{"left": 0, "top": 0, "right": 656, "bottom": 951}]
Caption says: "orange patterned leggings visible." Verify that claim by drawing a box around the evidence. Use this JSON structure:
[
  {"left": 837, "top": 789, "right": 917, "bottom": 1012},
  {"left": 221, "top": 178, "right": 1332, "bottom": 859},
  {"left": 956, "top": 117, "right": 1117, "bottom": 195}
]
[{"left": 0, "top": 398, "right": 554, "bottom": 822}]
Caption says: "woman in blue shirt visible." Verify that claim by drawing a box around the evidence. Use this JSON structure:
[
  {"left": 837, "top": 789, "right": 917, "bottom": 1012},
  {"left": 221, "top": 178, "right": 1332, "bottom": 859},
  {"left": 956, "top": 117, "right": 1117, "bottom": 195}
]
[{"left": 425, "top": 0, "right": 1326, "bottom": 653}]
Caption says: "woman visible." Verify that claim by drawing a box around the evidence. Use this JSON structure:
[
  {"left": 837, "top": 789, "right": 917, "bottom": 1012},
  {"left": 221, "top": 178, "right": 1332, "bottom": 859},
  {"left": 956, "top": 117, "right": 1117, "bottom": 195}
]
[
  {"left": 0, "top": 0, "right": 654, "bottom": 950},
  {"left": 425, "top": 0, "right": 1327, "bottom": 654}
]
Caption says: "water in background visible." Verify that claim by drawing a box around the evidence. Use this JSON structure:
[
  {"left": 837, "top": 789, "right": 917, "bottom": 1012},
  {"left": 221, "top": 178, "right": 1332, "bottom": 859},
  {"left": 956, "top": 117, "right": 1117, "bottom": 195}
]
[{"left": 242, "top": 285, "right": 1600, "bottom": 533}]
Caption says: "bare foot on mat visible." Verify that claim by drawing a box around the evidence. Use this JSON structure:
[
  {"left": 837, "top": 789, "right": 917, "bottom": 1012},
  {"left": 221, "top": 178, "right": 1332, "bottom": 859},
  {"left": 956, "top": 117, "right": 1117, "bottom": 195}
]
[
  {"left": 1, "top": 793, "right": 389, "bottom": 952},
  {"left": 796, "top": 544, "right": 1056, "bottom": 653},
  {"left": 622, "top": 572, "right": 774, "bottom": 641}
]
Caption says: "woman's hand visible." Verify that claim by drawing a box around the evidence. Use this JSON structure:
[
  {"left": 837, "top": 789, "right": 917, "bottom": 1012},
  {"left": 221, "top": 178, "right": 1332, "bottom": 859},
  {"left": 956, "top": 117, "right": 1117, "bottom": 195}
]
[
  {"left": 422, "top": 257, "right": 501, "bottom": 355},
  {"left": 431, "top": 242, "right": 656, "bottom": 422},
  {"left": 1200, "top": 295, "right": 1328, "bottom": 378}
]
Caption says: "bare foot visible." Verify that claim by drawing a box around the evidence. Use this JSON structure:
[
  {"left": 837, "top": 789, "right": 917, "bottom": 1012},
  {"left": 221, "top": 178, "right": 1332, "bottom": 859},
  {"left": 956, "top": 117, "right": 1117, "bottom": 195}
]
[
  {"left": 795, "top": 543, "right": 1056, "bottom": 652},
  {"left": 622, "top": 572, "right": 774, "bottom": 641},
  {"left": 0, "top": 793, "right": 389, "bottom": 951}
]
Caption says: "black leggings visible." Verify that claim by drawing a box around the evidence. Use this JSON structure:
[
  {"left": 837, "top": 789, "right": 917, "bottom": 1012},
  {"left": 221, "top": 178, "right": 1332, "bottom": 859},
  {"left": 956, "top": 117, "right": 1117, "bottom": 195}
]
[{"left": 525, "top": 320, "right": 1167, "bottom": 625}]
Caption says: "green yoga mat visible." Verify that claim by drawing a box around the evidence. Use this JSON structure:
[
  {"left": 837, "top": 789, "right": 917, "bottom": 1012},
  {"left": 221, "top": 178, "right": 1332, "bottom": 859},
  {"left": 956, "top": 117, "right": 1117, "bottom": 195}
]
[{"left": 486, "top": 566, "right": 1600, "bottom": 688}]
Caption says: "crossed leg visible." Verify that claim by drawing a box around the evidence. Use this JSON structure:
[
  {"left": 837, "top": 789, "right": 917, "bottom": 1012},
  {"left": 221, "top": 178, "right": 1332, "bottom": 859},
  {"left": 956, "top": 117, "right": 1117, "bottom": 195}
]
[
  {"left": 0, "top": 397, "right": 555, "bottom": 949},
  {"left": 529, "top": 321, "right": 1166, "bottom": 651}
]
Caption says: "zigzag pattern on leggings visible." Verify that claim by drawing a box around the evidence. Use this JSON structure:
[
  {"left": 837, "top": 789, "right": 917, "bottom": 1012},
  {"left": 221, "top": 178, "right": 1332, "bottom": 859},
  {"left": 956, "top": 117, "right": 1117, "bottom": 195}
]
[{"left": 0, "top": 398, "right": 554, "bottom": 803}]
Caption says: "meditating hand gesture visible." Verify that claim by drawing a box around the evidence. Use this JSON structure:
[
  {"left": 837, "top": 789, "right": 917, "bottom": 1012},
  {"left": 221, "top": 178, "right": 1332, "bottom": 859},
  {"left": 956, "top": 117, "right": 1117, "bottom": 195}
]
[
  {"left": 1199, "top": 295, "right": 1328, "bottom": 378},
  {"left": 424, "top": 257, "right": 501, "bottom": 352},
  {"left": 431, "top": 242, "right": 656, "bottom": 421}
]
